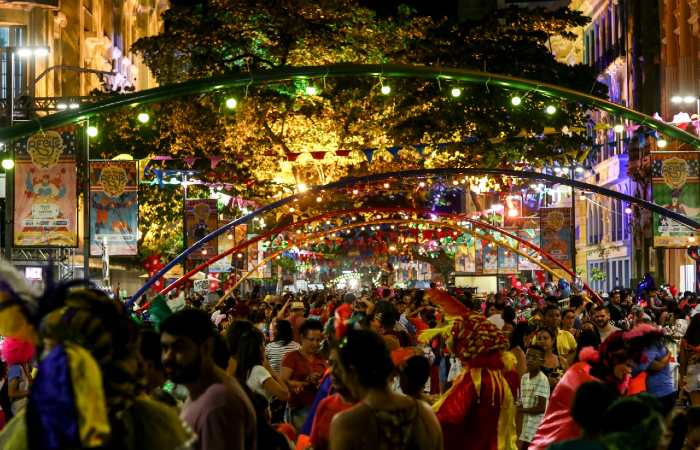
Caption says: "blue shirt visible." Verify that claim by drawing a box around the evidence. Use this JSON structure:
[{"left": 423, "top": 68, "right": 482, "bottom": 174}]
[{"left": 631, "top": 344, "right": 676, "bottom": 398}]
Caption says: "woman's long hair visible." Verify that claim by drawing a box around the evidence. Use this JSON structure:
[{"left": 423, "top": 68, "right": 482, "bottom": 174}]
[
  {"left": 235, "top": 328, "right": 266, "bottom": 384},
  {"left": 685, "top": 315, "right": 700, "bottom": 347},
  {"left": 509, "top": 321, "right": 531, "bottom": 351},
  {"left": 273, "top": 319, "right": 294, "bottom": 346}
]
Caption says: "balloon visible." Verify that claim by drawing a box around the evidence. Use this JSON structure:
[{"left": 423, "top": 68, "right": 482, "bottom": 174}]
[
  {"left": 557, "top": 278, "right": 571, "bottom": 298},
  {"left": 544, "top": 282, "right": 558, "bottom": 297},
  {"left": 636, "top": 273, "right": 655, "bottom": 302},
  {"left": 570, "top": 275, "right": 584, "bottom": 294},
  {"left": 514, "top": 280, "right": 523, "bottom": 289}
]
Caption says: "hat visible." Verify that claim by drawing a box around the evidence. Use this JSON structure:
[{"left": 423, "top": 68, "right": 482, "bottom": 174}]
[
  {"left": 228, "top": 303, "right": 251, "bottom": 317},
  {"left": 601, "top": 293, "right": 610, "bottom": 298},
  {"left": 291, "top": 301, "right": 305, "bottom": 310}
]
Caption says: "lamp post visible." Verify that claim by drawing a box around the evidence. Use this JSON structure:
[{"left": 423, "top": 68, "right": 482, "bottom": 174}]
[
  {"left": 671, "top": 95, "right": 700, "bottom": 137},
  {"left": 3, "top": 46, "right": 50, "bottom": 261}
]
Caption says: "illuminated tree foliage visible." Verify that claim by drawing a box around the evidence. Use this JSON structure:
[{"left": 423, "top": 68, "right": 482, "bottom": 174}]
[{"left": 90, "top": 0, "right": 607, "bottom": 258}]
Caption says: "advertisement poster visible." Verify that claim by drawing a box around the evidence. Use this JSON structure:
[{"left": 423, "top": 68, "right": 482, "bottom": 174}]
[
  {"left": 89, "top": 161, "right": 138, "bottom": 256},
  {"left": 498, "top": 240, "right": 519, "bottom": 273},
  {"left": 482, "top": 241, "right": 499, "bottom": 274},
  {"left": 455, "top": 243, "right": 476, "bottom": 273},
  {"left": 652, "top": 152, "right": 700, "bottom": 247},
  {"left": 211, "top": 220, "right": 233, "bottom": 273},
  {"left": 14, "top": 129, "right": 78, "bottom": 246},
  {"left": 186, "top": 199, "right": 218, "bottom": 259},
  {"left": 475, "top": 238, "right": 483, "bottom": 276},
  {"left": 540, "top": 207, "right": 572, "bottom": 268},
  {"left": 247, "top": 233, "right": 260, "bottom": 278},
  {"left": 518, "top": 229, "right": 541, "bottom": 270}
]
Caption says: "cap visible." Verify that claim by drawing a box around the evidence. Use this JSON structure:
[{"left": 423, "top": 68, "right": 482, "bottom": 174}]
[
  {"left": 601, "top": 293, "right": 610, "bottom": 299},
  {"left": 291, "top": 301, "right": 305, "bottom": 310},
  {"left": 228, "top": 303, "right": 251, "bottom": 317}
]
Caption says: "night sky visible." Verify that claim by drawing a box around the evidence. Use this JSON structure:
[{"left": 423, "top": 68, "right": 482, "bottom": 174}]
[{"left": 357, "top": 0, "right": 458, "bottom": 20}]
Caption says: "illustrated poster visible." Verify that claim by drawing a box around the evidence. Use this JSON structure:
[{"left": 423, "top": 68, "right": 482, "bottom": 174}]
[
  {"left": 211, "top": 219, "right": 233, "bottom": 273},
  {"left": 186, "top": 199, "right": 218, "bottom": 259},
  {"left": 540, "top": 207, "right": 572, "bottom": 268}
]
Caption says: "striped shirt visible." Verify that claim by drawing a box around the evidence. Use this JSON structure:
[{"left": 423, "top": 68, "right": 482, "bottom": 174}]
[
  {"left": 520, "top": 371, "right": 550, "bottom": 443},
  {"left": 266, "top": 341, "right": 301, "bottom": 375}
]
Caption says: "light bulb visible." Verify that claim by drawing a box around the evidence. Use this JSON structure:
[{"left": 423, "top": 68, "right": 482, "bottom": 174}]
[
  {"left": 138, "top": 112, "right": 149, "bottom": 123},
  {"left": 614, "top": 124, "right": 624, "bottom": 133},
  {"left": 227, "top": 233, "right": 233, "bottom": 240},
  {"left": 202, "top": 249, "right": 208, "bottom": 255},
  {"left": 453, "top": 180, "right": 459, "bottom": 186},
  {"left": 511, "top": 96, "right": 522, "bottom": 106},
  {"left": 672, "top": 96, "right": 683, "bottom": 103},
  {"left": 352, "top": 189, "right": 359, "bottom": 195},
  {"left": 87, "top": 126, "right": 98, "bottom": 137},
  {"left": 316, "top": 196, "right": 322, "bottom": 202},
  {"left": 579, "top": 194, "right": 586, "bottom": 201},
  {"left": 419, "top": 181, "right": 425, "bottom": 187},
  {"left": 381, "top": 85, "right": 391, "bottom": 95},
  {"left": 289, "top": 207, "right": 295, "bottom": 212},
  {"left": 2, "top": 159, "right": 13, "bottom": 170},
  {"left": 546, "top": 105, "right": 556, "bottom": 114},
  {"left": 451, "top": 88, "right": 461, "bottom": 97},
  {"left": 226, "top": 98, "right": 237, "bottom": 109},
  {"left": 297, "top": 184, "right": 307, "bottom": 192},
  {"left": 658, "top": 138, "right": 667, "bottom": 148},
  {"left": 690, "top": 235, "right": 697, "bottom": 243},
  {"left": 625, "top": 206, "right": 632, "bottom": 214},
  {"left": 383, "top": 183, "right": 390, "bottom": 188},
  {"left": 305, "top": 86, "right": 317, "bottom": 96}
]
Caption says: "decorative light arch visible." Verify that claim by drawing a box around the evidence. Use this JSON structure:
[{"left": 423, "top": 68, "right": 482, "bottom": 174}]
[{"left": 145, "top": 206, "right": 601, "bottom": 307}]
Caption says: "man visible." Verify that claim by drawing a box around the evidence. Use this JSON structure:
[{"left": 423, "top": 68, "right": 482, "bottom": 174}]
[
  {"left": 205, "top": 288, "right": 222, "bottom": 308},
  {"left": 534, "top": 305, "right": 577, "bottom": 365},
  {"left": 594, "top": 305, "right": 620, "bottom": 341},
  {"left": 607, "top": 290, "right": 629, "bottom": 330},
  {"left": 308, "top": 345, "right": 359, "bottom": 450},
  {"left": 630, "top": 342, "right": 677, "bottom": 417},
  {"left": 335, "top": 292, "right": 355, "bottom": 320},
  {"left": 160, "top": 308, "right": 256, "bottom": 450},
  {"left": 228, "top": 302, "right": 251, "bottom": 321},
  {"left": 568, "top": 295, "right": 584, "bottom": 330},
  {"left": 396, "top": 300, "right": 416, "bottom": 335},
  {"left": 277, "top": 298, "right": 307, "bottom": 344},
  {"left": 488, "top": 300, "right": 506, "bottom": 330}
]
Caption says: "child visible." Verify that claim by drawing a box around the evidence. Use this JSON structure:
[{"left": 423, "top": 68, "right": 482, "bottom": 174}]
[
  {"left": 519, "top": 345, "right": 550, "bottom": 450},
  {"left": 399, "top": 355, "right": 432, "bottom": 403}
]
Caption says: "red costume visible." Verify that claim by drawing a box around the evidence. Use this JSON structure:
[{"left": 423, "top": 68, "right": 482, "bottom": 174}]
[{"left": 421, "top": 290, "right": 519, "bottom": 450}]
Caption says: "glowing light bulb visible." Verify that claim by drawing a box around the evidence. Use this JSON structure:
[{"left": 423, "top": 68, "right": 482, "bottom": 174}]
[
  {"left": 305, "top": 86, "right": 317, "bottom": 95},
  {"left": 87, "top": 126, "right": 98, "bottom": 137},
  {"left": 451, "top": 88, "right": 461, "bottom": 97},
  {"left": 546, "top": 105, "right": 556, "bottom": 114},
  {"left": 658, "top": 138, "right": 668, "bottom": 148},
  {"left": 138, "top": 112, "right": 149, "bottom": 123},
  {"left": 226, "top": 98, "right": 237, "bottom": 109},
  {"left": 511, "top": 96, "right": 522, "bottom": 106},
  {"left": 419, "top": 181, "right": 425, "bottom": 187},
  {"left": 614, "top": 124, "right": 624, "bottom": 133},
  {"left": 316, "top": 196, "right": 322, "bottom": 202},
  {"left": 289, "top": 207, "right": 295, "bottom": 213},
  {"left": 352, "top": 189, "right": 359, "bottom": 195},
  {"left": 381, "top": 85, "right": 391, "bottom": 95}
]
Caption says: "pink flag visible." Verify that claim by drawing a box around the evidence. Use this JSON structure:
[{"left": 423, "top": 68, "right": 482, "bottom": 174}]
[
  {"left": 210, "top": 156, "right": 223, "bottom": 168},
  {"left": 218, "top": 194, "right": 232, "bottom": 206},
  {"left": 182, "top": 157, "right": 200, "bottom": 167},
  {"left": 152, "top": 156, "right": 172, "bottom": 161}
]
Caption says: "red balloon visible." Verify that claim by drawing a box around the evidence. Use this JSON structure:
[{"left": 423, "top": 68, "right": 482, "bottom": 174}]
[{"left": 514, "top": 280, "right": 523, "bottom": 289}]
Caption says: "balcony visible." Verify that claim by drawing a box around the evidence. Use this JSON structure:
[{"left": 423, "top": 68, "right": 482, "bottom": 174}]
[
  {"left": 587, "top": 154, "right": 629, "bottom": 188},
  {"left": 594, "top": 42, "right": 626, "bottom": 74},
  {"left": 0, "top": 0, "right": 59, "bottom": 7}
]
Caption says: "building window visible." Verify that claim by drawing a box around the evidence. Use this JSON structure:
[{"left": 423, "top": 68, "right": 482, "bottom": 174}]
[
  {"left": 680, "top": 264, "right": 695, "bottom": 293},
  {"left": 0, "top": 26, "right": 27, "bottom": 101}
]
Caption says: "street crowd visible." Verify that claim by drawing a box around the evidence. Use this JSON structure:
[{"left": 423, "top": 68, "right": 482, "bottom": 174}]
[{"left": 0, "top": 264, "right": 700, "bottom": 449}]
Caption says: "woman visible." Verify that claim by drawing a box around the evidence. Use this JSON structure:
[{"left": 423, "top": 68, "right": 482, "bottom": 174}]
[
  {"left": 266, "top": 319, "right": 301, "bottom": 375},
  {"left": 224, "top": 319, "right": 254, "bottom": 375},
  {"left": 580, "top": 320, "right": 600, "bottom": 337},
  {"left": 561, "top": 309, "right": 579, "bottom": 339},
  {"left": 680, "top": 315, "right": 700, "bottom": 405},
  {"left": 574, "top": 328, "right": 601, "bottom": 363},
  {"left": 235, "top": 328, "right": 290, "bottom": 403},
  {"left": 253, "top": 309, "right": 271, "bottom": 343},
  {"left": 484, "top": 301, "right": 497, "bottom": 318},
  {"left": 673, "top": 307, "right": 690, "bottom": 339},
  {"left": 510, "top": 321, "right": 534, "bottom": 379},
  {"left": 328, "top": 329, "right": 443, "bottom": 450},
  {"left": 536, "top": 327, "right": 569, "bottom": 390}
]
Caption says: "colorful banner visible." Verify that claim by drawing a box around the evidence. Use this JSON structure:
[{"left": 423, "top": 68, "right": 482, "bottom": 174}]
[
  {"left": 518, "top": 229, "right": 541, "bottom": 270},
  {"left": 652, "top": 152, "right": 700, "bottom": 247},
  {"left": 14, "top": 129, "right": 78, "bottom": 246},
  {"left": 540, "top": 207, "right": 572, "bottom": 268},
  {"left": 186, "top": 199, "right": 218, "bottom": 259},
  {"left": 475, "top": 238, "right": 483, "bottom": 276},
  {"left": 498, "top": 240, "right": 519, "bottom": 273},
  {"left": 247, "top": 234, "right": 260, "bottom": 278},
  {"left": 483, "top": 241, "right": 499, "bottom": 274},
  {"left": 455, "top": 242, "right": 476, "bottom": 273},
  {"left": 89, "top": 161, "right": 138, "bottom": 256},
  {"left": 211, "top": 219, "right": 233, "bottom": 273}
]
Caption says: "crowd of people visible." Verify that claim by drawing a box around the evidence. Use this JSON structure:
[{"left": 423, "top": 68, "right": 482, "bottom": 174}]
[{"left": 3, "top": 265, "right": 700, "bottom": 449}]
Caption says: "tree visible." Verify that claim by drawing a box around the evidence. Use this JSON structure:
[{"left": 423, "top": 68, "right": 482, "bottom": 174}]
[{"left": 89, "top": 1, "right": 607, "bottom": 261}]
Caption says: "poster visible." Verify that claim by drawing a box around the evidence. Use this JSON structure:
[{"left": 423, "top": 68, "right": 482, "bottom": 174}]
[
  {"left": 652, "top": 152, "right": 700, "bottom": 247},
  {"left": 475, "top": 238, "right": 483, "bottom": 276},
  {"left": 498, "top": 240, "right": 519, "bottom": 273},
  {"left": 247, "top": 233, "right": 260, "bottom": 278},
  {"left": 186, "top": 199, "right": 218, "bottom": 259},
  {"left": 89, "top": 161, "right": 138, "bottom": 255},
  {"left": 518, "top": 229, "right": 541, "bottom": 270},
  {"left": 455, "top": 242, "right": 476, "bottom": 273},
  {"left": 540, "top": 207, "right": 572, "bottom": 268},
  {"left": 211, "top": 220, "right": 233, "bottom": 273},
  {"left": 14, "top": 128, "right": 78, "bottom": 246},
  {"left": 482, "top": 241, "right": 499, "bottom": 274}
]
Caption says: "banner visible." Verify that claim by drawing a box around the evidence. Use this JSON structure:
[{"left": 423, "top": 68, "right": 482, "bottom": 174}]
[
  {"left": 211, "top": 219, "right": 233, "bottom": 273},
  {"left": 483, "top": 241, "right": 499, "bottom": 274},
  {"left": 498, "top": 241, "right": 519, "bottom": 273},
  {"left": 89, "top": 160, "right": 138, "bottom": 255},
  {"left": 186, "top": 199, "right": 218, "bottom": 259},
  {"left": 247, "top": 234, "right": 260, "bottom": 278},
  {"left": 14, "top": 128, "right": 78, "bottom": 246},
  {"left": 540, "top": 207, "right": 572, "bottom": 268},
  {"left": 518, "top": 229, "right": 541, "bottom": 270},
  {"left": 455, "top": 243, "right": 476, "bottom": 273},
  {"left": 475, "top": 238, "right": 483, "bottom": 276},
  {"left": 652, "top": 152, "right": 700, "bottom": 247}
]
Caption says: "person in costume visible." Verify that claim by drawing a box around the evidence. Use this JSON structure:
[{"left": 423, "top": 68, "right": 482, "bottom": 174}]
[
  {"left": 418, "top": 289, "right": 519, "bottom": 450},
  {"left": 528, "top": 325, "right": 670, "bottom": 450}
]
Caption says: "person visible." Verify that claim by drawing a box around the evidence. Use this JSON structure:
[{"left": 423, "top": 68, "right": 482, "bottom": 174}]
[
  {"left": 206, "top": 288, "right": 222, "bottom": 308},
  {"left": 680, "top": 315, "right": 700, "bottom": 405},
  {"left": 536, "top": 305, "right": 577, "bottom": 365},
  {"left": 488, "top": 300, "right": 506, "bottom": 329},
  {"left": 599, "top": 395, "right": 664, "bottom": 450},
  {"left": 280, "top": 319, "right": 326, "bottom": 434},
  {"left": 580, "top": 320, "right": 600, "bottom": 339},
  {"left": 574, "top": 328, "right": 600, "bottom": 363},
  {"left": 253, "top": 309, "right": 271, "bottom": 342},
  {"left": 561, "top": 309, "right": 579, "bottom": 339},
  {"left": 519, "top": 345, "right": 549, "bottom": 450},
  {"left": 2, "top": 337, "right": 34, "bottom": 418},
  {"left": 399, "top": 355, "right": 432, "bottom": 402},
  {"left": 418, "top": 289, "right": 519, "bottom": 449},
  {"left": 593, "top": 305, "right": 620, "bottom": 341},
  {"left": 568, "top": 295, "right": 585, "bottom": 330},
  {"left": 308, "top": 345, "right": 359, "bottom": 450},
  {"left": 510, "top": 321, "right": 534, "bottom": 379},
  {"left": 224, "top": 319, "right": 254, "bottom": 375},
  {"left": 160, "top": 308, "right": 257, "bottom": 450},
  {"left": 668, "top": 406, "right": 700, "bottom": 450},
  {"left": 140, "top": 327, "right": 166, "bottom": 393},
  {"left": 380, "top": 311, "right": 413, "bottom": 347},
  {"left": 607, "top": 290, "right": 629, "bottom": 329},
  {"left": 546, "top": 381, "right": 617, "bottom": 450},
  {"left": 278, "top": 300, "right": 308, "bottom": 344},
  {"left": 328, "top": 329, "right": 443, "bottom": 450},
  {"left": 674, "top": 307, "right": 690, "bottom": 339},
  {"left": 235, "top": 328, "right": 290, "bottom": 403},
  {"left": 535, "top": 327, "right": 569, "bottom": 390},
  {"left": 528, "top": 325, "right": 669, "bottom": 449}
]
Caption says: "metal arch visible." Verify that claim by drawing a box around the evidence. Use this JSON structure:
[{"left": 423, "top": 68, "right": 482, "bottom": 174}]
[
  {"left": 142, "top": 206, "right": 599, "bottom": 307},
  {"left": 0, "top": 63, "right": 697, "bottom": 148},
  {"left": 128, "top": 169, "right": 695, "bottom": 305},
  {"left": 215, "top": 219, "right": 562, "bottom": 307}
]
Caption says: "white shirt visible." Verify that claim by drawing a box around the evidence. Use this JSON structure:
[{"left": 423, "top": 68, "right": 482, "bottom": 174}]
[
  {"left": 246, "top": 365, "right": 273, "bottom": 401},
  {"left": 599, "top": 326, "right": 621, "bottom": 342},
  {"left": 488, "top": 314, "right": 505, "bottom": 330},
  {"left": 520, "top": 371, "right": 550, "bottom": 443}
]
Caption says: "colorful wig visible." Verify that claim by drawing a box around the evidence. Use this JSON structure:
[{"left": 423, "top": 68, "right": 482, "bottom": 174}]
[{"left": 0, "top": 336, "right": 35, "bottom": 365}]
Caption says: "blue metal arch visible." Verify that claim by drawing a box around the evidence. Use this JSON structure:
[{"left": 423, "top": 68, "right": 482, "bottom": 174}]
[{"left": 128, "top": 168, "right": 699, "bottom": 305}]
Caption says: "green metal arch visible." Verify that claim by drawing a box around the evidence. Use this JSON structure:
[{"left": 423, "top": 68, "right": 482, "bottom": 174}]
[{"left": 0, "top": 64, "right": 696, "bottom": 148}]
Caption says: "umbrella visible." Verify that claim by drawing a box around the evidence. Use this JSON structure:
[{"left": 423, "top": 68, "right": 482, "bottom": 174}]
[{"left": 408, "top": 281, "right": 431, "bottom": 289}]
